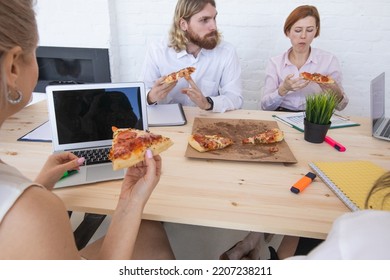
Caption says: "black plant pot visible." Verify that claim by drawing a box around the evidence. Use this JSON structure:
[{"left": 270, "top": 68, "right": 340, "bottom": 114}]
[{"left": 304, "top": 118, "right": 331, "bottom": 143}]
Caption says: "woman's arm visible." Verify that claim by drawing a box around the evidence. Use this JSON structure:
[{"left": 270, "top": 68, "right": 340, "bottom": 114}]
[
  {"left": 0, "top": 186, "right": 81, "bottom": 259},
  {"left": 260, "top": 60, "right": 285, "bottom": 110},
  {"left": 97, "top": 150, "right": 162, "bottom": 259}
]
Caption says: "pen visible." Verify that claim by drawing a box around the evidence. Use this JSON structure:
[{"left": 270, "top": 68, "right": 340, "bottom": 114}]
[
  {"left": 324, "top": 136, "right": 346, "bottom": 152},
  {"left": 290, "top": 172, "right": 316, "bottom": 194},
  {"left": 333, "top": 113, "right": 350, "bottom": 121},
  {"left": 60, "top": 170, "right": 78, "bottom": 180}
]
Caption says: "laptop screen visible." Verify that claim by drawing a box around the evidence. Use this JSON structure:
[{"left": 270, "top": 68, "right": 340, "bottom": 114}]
[
  {"left": 46, "top": 82, "right": 148, "bottom": 151},
  {"left": 370, "top": 72, "right": 385, "bottom": 131}
]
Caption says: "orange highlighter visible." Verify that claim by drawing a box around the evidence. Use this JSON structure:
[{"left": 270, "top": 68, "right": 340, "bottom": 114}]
[{"left": 290, "top": 172, "right": 316, "bottom": 194}]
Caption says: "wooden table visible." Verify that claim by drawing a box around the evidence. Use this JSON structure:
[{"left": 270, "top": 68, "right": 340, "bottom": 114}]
[{"left": 1, "top": 100, "right": 389, "bottom": 239}]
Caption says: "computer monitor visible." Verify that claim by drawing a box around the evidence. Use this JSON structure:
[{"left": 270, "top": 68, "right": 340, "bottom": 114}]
[{"left": 34, "top": 46, "right": 111, "bottom": 93}]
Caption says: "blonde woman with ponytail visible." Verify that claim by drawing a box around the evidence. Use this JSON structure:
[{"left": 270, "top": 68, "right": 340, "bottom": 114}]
[{"left": 0, "top": 0, "right": 174, "bottom": 260}]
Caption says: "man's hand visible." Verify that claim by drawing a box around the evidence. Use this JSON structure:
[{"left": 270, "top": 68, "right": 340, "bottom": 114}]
[
  {"left": 181, "top": 76, "right": 210, "bottom": 110},
  {"left": 147, "top": 77, "right": 177, "bottom": 104}
]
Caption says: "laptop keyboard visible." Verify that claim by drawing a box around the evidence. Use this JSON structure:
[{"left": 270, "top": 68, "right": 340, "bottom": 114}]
[
  {"left": 380, "top": 120, "right": 390, "bottom": 137},
  {"left": 72, "top": 147, "right": 111, "bottom": 165}
]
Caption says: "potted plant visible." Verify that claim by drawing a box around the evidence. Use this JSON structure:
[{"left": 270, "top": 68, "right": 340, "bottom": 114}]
[{"left": 304, "top": 90, "right": 339, "bottom": 143}]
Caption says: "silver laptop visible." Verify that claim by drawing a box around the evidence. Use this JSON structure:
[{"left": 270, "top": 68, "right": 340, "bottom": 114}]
[
  {"left": 46, "top": 82, "right": 148, "bottom": 188},
  {"left": 370, "top": 72, "right": 390, "bottom": 141}
]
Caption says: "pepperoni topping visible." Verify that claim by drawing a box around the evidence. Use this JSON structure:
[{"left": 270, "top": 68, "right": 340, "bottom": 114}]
[{"left": 110, "top": 130, "right": 163, "bottom": 160}]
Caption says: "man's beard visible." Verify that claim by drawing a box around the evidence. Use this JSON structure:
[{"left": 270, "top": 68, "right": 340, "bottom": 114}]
[{"left": 186, "top": 27, "right": 219, "bottom": 50}]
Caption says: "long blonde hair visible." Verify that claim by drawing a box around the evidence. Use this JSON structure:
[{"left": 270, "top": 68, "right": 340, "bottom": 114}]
[
  {"left": 365, "top": 171, "right": 390, "bottom": 210},
  {"left": 0, "top": 0, "right": 38, "bottom": 108},
  {"left": 169, "top": 0, "right": 220, "bottom": 52}
]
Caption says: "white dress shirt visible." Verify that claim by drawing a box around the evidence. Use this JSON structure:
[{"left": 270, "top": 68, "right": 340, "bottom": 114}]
[
  {"left": 140, "top": 38, "right": 243, "bottom": 113},
  {"left": 260, "top": 47, "right": 348, "bottom": 111},
  {"left": 288, "top": 210, "right": 390, "bottom": 260}
]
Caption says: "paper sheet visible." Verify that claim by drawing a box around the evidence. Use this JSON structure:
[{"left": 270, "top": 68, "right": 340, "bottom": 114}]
[
  {"left": 18, "top": 121, "right": 52, "bottom": 142},
  {"left": 147, "top": 103, "right": 187, "bottom": 126},
  {"left": 185, "top": 117, "right": 297, "bottom": 164},
  {"left": 273, "top": 112, "right": 360, "bottom": 132}
]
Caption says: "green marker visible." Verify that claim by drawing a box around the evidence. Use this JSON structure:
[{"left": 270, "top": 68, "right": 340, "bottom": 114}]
[{"left": 60, "top": 170, "right": 78, "bottom": 180}]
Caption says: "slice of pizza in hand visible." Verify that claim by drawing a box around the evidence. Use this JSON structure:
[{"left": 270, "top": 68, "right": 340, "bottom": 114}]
[
  {"left": 300, "top": 72, "right": 335, "bottom": 84},
  {"left": 242, "top": 128, "right": 284, "bottom": 144},
  {"left": 163, "top": 67, "right": 196, "bottom": 84},
  {"left": 109, "top": 126, "right": 173, "bottom": 170},
  {"left": 188, "top": 133, "right": 233, "bottom": 153},
  {"left": 181, "top": 66, "right": 196, "bottom": 80},
  {"left": 164, "top": 71, "right": 180, "bottom": 85}
]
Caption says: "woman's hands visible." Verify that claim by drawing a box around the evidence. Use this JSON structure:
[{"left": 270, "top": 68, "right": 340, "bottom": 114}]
[
  {"left": 35, "top": 152, "right": 85, "bottom": 190},
  {"left": 279, "top": 74, "right": 345, "bottom": 103},
  {"left": 119, "top": 149, "right": 162, "bottom": 208},
  {"left": 279, "top": 74, "right": 310, "bottom": 96},
  {"left": 318, "top": 82, "right": 344, "bottom": 102},
  {"left": 87, "top": 150, "right": 163, "bottom": 260}
]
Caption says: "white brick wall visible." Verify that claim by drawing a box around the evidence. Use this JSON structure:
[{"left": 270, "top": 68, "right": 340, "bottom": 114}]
[{"left": 36, "top": 0, "right": 390, "bottom": 117}]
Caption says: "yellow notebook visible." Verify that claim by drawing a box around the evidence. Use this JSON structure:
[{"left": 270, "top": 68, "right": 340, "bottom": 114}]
[{"left": 309, "top": 161, "right": 388, "bottom": 211}]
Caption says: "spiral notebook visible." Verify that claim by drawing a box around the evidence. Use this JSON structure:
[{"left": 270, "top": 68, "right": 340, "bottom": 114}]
[{"left": 309, "top": 161, "right": 388, "bottom": 211}]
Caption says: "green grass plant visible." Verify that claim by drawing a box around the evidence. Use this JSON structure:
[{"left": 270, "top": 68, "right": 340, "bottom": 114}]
[{"left": 305, "top": 90, "right": 339, "bottom": 125}]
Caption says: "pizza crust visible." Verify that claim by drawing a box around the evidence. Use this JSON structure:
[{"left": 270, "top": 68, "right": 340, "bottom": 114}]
[
  {"left": 188, "top": 135, "right": 207, "bottom": 152},
  {"left": 188, "top": 134, "right": 233, "bottom": 153},
  {"left": 112, "top": 154, "right": 144, "bottom": 171},
  {"left": 149, "top": 138, "right": 174, "bottom": 156},
  {"left": 271, "top": 128, "right": 284, "bottom": 142}
]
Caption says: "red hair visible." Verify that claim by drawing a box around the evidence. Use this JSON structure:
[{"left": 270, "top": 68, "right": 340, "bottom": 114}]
[{"left": 284, "top": 5, "right": 320, "bottom": 37}]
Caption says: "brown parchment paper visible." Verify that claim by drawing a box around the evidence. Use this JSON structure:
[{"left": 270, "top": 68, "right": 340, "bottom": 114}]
[{"left": 185, "top": 117, "right": 297, "bottom": 164}]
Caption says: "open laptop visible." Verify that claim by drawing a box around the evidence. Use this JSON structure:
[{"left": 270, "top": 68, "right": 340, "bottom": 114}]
[
  {"left": 46, "top": 82, "right": 148, "bottom": 188},
  {"left": 370, "top": 72, "right": 390, "bottom": 141}
]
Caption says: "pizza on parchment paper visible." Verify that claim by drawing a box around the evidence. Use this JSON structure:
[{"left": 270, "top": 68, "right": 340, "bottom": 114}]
[
  {"left": 242, "top": 128, "right": 284, "bottom": 145},
  {"left": 188, "top": 133, "right": 233, "bottom": 153}
]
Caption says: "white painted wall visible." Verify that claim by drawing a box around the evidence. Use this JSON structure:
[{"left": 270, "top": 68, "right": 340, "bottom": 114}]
[
  {"left": 35, "top": 0, "right": 390, "bottom": 117},
  {"left": 35, "top": 0, "right": 111, "bottom": 48}
]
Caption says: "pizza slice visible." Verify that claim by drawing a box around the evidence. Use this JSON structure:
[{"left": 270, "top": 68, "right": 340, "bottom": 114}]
[
  {"left": 163, "top": 67, "right": 196, "bottom": 84},
  {"left": 242, "top": 128, "right": 284, "bottom": 144},
  {"left": 109, "top": 126, "right": 173, "bottom": 170},
  {"left": 188, "top": 133, "right": 233, "bottom": 153},
  {"left": 300, "top": 72, "right": 335, "bottom": 84},
  {"left": 181, "top": 66, "right": 196, "bottom": 79}
]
